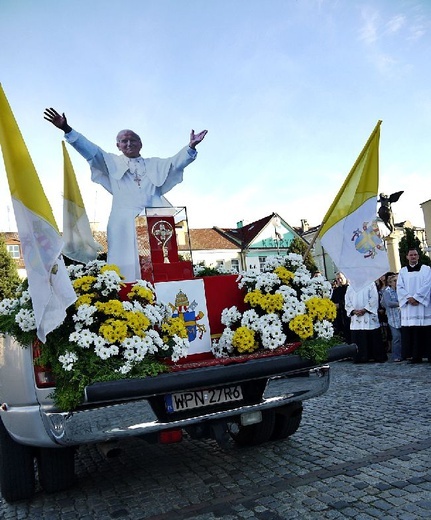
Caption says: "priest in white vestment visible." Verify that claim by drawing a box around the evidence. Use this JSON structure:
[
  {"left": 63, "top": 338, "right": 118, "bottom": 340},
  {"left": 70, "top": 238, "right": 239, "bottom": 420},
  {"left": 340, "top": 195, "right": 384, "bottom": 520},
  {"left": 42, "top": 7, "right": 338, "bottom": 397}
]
[
  {"left": 345, "top": 282, "right": 387, "bottom": 363},
  {"left": 397, "top": 248, "right": 431, "bottom": 362},
  {"left": 44, "top": 108, "right": 207, "bottom": 281}
]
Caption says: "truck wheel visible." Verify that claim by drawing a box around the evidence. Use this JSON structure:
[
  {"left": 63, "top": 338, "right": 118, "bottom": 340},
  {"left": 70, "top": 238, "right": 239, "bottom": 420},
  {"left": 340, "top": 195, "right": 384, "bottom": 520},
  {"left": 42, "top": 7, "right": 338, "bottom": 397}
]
[
  {"left": 229, "top": 410, "right": 275, "bottom": 446},
  {"left": 271, "top": 403, "right": 303, "bottom": 440},
  {"left": 37, "top": 447, "right": 75, "bottom": 493},
  {"left": 0, "top": 418, "right": 36, "bottom": 502}
]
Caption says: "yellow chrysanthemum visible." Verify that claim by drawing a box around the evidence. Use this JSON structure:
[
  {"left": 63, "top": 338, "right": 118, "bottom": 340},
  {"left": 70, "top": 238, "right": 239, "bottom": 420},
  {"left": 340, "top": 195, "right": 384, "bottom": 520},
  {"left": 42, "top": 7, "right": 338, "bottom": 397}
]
[
  {"left": 99, "top": 319, "right": 128, "bottom": 343},
  {"left": 124, "top": 311, "right": 150, "bottom": 335},
  {"left": 100, "top": 264, "right": 123, "bottom": 277},
  {"left": 288, "top": 314, "right": 314, "bottom": 340},
  {"left": 232, "top": 326, "right": 259, "bottom": 354},
  {"left": 75, "top": 293, "right": 96, "bottom": 307},
  {"left": 73, "top": 275, "right": 97, "bottom": 293},
  {"left": 305, "top": 297, "right": 336, "bottom": 321},
  {"left": 244, "top": 290, "right": 264, "bottom": 308},
  {"left": 95, "top": 300, "right": 126, "bottom": 318},
  {"left": 161, "top": 316, "right": 188, "bottom": 339},
  {"left": 274, "top": 266, "right": 295, "bottom": 285},
  {"left": 127, "top": 285, "right": 155, "bottom": 304},
  {"left": 260, "top": 293, "right": 284, "bottom": 313}
]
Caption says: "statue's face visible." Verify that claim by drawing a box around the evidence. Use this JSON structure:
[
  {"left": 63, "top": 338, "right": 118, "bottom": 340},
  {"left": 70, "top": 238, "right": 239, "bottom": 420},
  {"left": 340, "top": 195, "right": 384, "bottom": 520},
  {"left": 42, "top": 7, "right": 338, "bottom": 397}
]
[{"left": 116, "top": 130, "right": 142, "bottom": 158}]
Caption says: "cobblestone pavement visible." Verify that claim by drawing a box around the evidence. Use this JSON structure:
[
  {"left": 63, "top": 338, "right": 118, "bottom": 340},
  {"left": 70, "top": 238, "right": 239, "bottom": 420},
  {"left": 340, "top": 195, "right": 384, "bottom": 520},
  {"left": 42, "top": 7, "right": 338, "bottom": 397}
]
[{"left": 1, "top": 360, "right": 431, "bottom": 519}]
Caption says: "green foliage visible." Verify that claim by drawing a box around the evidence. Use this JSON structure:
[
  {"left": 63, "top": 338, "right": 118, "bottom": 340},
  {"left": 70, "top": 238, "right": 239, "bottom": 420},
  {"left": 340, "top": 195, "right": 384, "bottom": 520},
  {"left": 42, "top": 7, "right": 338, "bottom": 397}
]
[
  {"left": 296, "top": 335, "right": 342, "bottom": 364},
  {"left": 286, "top": 237, "right": 318, "bottom": 274},
  {"left": 36, "top": 338, "right": 169, "bottom": 410},
  {"left": 0, "top": 234, "right": 21, "bottom": 300},
  {"left": 398, "top": 227, "right": 430, "bottom": 267}
]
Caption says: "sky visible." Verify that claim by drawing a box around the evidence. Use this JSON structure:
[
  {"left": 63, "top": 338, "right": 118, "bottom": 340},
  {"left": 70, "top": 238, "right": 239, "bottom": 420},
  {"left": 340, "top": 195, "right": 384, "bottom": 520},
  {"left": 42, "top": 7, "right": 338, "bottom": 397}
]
[{"left": 0, "top": 0, "right": 430, "bottom": 234}]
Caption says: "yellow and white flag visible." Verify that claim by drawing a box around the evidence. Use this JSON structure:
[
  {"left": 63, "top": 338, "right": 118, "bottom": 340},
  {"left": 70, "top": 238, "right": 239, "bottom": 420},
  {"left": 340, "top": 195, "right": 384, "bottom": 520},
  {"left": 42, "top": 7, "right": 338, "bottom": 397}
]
[
  {"left": 62, "top": 141, "right": 102, "bottom": 263},
  {"left": 318, "top": 121, "right": 389, "bottom": 291},
  {"left": 0, "top": 84, "right": 76, "bottom": 342}
]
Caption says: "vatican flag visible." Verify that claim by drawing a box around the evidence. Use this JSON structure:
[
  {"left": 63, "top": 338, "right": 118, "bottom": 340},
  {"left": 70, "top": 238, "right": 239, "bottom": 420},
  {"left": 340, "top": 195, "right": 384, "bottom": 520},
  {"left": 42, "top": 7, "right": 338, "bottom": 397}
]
[
  {"left": 318, "top": 121, "right": 389, "bottom": 291},
  {"left": 62, "top": 141, "right": 102, "bottom": 263},
  {"left": 0, "top": 84, "right": 76, "bottom": 342}
]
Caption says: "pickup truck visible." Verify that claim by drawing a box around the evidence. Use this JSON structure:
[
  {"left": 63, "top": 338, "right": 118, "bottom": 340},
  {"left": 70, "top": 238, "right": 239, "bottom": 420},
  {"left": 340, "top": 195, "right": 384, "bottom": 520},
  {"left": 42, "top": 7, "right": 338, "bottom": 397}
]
[{"left": 0, "top": 331, "right": 354, "bottom": 503}]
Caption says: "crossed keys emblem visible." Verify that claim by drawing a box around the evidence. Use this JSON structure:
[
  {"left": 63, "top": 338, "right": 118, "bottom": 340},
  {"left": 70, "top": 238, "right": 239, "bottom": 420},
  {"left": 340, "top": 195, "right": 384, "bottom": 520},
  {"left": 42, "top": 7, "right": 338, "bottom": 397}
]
[{"left": 151, "top": 220, "right": 174, "bottom": 263}]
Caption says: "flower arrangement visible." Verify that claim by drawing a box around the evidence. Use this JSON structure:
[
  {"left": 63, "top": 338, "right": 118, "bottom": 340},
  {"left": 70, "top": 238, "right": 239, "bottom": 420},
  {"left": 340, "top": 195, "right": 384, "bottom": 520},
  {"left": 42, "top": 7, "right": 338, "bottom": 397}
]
[
  {"left": 0, "top": 260, "right": 190, "bottom": 410},
  {"left": 211, "top": 253, "right": 337, "bottom": 362},
  {"left": 193, "top": 263, "right": 238, "bottom": 277}
]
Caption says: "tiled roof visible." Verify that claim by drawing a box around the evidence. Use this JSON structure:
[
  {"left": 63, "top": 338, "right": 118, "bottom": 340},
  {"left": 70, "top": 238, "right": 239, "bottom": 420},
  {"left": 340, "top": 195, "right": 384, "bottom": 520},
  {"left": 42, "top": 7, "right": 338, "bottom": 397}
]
[
  {"left": 215, "top": 213, "right": 276, "bottom": 248},
  {"left": 188, "top": 228, "right": 238, "bottom": 250}
]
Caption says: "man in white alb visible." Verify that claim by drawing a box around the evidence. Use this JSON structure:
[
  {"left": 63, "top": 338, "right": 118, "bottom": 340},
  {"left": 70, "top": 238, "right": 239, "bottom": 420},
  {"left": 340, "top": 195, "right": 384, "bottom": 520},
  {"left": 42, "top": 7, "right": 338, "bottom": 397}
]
[
  {"left": 44, "top": 108, "right": 207, "bottom": 282},
  {"left": 397, "top": 248, "right": 431, "bottom": 362}
]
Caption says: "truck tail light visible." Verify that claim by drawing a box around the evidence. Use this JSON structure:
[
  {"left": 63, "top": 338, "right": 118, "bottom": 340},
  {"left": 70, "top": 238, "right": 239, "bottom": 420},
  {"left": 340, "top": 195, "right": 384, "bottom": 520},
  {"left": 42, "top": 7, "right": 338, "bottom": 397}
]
[
  {"left": 32, "top": 340, "right": 56, "bottom": 388},
  {"left": 158, "top": 429, "right": 183, "bottom": 444}
]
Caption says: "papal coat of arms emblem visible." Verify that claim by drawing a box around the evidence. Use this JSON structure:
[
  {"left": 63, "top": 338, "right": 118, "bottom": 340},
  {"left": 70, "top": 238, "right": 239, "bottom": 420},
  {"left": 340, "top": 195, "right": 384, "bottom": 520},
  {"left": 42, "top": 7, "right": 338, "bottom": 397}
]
[
  {"left": 169, "top": 290, "right": 206, "bottom": 342},
  {"left": 351, "top": 220, "right": 385, "bottom": 259}
]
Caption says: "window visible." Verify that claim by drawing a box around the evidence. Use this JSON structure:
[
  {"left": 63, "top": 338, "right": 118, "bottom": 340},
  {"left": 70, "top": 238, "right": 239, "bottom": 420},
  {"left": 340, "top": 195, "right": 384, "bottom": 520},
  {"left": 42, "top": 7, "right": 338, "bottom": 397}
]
[
  {"left": 230, "top": 259, "right": 239, "bottom": 272},
  {"left": 7, "top": 244, "right": 20, "bottom": 259},
  {"left": 259, "top": 256, "right": 267, "bottom": 272}
]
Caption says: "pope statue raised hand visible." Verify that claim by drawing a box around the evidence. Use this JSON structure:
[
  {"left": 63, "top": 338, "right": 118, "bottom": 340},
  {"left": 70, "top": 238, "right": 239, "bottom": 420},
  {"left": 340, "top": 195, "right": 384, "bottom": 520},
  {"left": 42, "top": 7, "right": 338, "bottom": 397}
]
[{"left": 44, "top": 108, "right": 207, "bottom": 281}]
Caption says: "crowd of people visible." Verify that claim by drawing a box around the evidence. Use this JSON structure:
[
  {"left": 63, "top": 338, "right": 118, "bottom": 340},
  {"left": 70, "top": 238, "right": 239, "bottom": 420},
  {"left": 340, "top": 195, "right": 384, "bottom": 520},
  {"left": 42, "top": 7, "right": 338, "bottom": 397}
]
[{"left": 330, "top": 247, "right": 431, "bottom": 364}]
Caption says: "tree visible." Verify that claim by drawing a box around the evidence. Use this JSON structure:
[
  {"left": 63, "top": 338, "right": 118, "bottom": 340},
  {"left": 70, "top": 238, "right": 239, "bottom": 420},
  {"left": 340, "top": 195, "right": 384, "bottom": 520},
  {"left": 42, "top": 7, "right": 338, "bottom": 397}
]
[
  {"left": 398, "top": 227, "right": 431, "bottom": 267},
  {"left": 0, "top": 234, "right": 21, "bottom": 300},
  {"left": 287, "top": 237, "right": 318, "bottom": 274}
]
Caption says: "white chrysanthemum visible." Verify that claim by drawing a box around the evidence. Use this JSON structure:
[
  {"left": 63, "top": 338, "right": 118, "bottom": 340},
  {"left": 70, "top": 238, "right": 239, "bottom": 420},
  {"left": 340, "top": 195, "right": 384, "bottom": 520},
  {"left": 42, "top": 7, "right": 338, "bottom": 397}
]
[
  {"left": 281, "top": 299, "right": 306, "bottom": 322},
  {"left": 19, "top": 291, "right": 31, "bottom": 306},
  {"left": 134, "top": 279, "right": 156, "bottom": 292},
  {"left": 69, "top": 328, "right": 96, "bottom": 348},
  {"left": 260, "top": 330, "right": 286, "bottom": 350},
  {"left": 15, "top": 308, "right": 36, "bottom": 332},
  {"left": 143, "top": 303, "right": 165, "bottom": 326},
  {"left": 258, "top": 313, "right": 282, "bottom": 329},
  {"left": 67, "top": 264, "right": 85, "bottom": 279},
  {"left": 0, "top": 298, "right": 19, "bottom": 315},
  {"left": 94, "top": 344, "right": 114, "bottom": 360},
  {"left": 263, "top": 255, "right": 285, "bottom": 270},
  {"left": 276, "top": 285, "right": 297, "bottom": 299},
  {"left": 170, "top": 335, "right": 189, "bottom": 362},
  {"left": 255, "top": 272, "right": 280, "bottom": 293},
  {"left": 300, "top": 286, "right": 318, "bottom": 302},
  {"left": 314, "top": 320, "right": 334, "bottom": 340},
  {"left": 308, "top": 278, "right": 332, "bottom": 298},
  {"left": 122, "top": 301, "right": 134, "bottom": 311},
  {"left": 237, "top": 270, "right": 259, "bottom": 290},
  {"left": 117, "top": 361, "right": 133, "bottom": 375},
  {"left": 221, "top": 306, "right": 242, "bottom": 327},
  {"left": 94, "top": 270, "right": 123, "bottom": 296},
  {"left": 240, "top": 309, "right": 261, "bottom": 331},
  {"left": 285, "top": 253, "right": 303, "bottom": 267},
  {"left": 145, "top": 329, "right": 164, "bottom": 350},
  {"left": 73, "top": 304, "right": 97, "bottom": 325},
  {"left": 211, "top": 328, "right": 235, "bottom": 358},
  {"left": 58, "top": 351, "right": 78, "bottom": 371}
]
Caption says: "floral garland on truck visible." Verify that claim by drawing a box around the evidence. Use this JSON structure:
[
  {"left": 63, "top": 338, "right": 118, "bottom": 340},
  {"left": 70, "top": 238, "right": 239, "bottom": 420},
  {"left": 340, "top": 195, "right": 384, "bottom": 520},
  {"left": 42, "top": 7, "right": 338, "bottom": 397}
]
[
  {"left": 0, "top": 260, "right": 189, "bottom": 409},
  {"left": 211, "top": 253, "right": 337, "bottom": 362},
  {"left": 0, "top": 255, "right": 338, "bottom": 410}
]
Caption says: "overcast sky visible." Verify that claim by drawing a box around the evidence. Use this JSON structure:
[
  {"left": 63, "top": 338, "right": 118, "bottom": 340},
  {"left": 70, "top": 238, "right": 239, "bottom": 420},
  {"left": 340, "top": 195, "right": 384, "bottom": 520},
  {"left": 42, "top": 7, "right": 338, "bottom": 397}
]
[{"left": 1, "top": 0, "right": 430, "bottom": 232}]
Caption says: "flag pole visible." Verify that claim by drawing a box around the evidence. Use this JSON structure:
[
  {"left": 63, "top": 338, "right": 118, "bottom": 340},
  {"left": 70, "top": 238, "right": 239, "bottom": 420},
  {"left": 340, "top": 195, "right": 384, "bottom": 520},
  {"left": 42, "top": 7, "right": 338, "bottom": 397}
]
[{"left": 302, "top": 120, "right": 382, "bottom": 262}]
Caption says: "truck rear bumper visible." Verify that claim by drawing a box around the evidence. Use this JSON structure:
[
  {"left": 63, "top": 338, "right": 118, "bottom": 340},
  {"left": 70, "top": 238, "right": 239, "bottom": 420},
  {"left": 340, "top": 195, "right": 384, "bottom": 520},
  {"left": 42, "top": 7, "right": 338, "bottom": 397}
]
[{"left": 41, "top": 366, "right": 329, "bottom": 446}]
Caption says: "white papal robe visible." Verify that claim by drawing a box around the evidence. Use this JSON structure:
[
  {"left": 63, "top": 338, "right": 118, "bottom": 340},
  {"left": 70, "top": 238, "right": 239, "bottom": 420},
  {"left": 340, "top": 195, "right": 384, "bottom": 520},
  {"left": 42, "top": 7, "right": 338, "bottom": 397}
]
[
  {"left": 397, "top": 265, "right": 431, "bottom": 326},
  {"left": 65, "top": 129, "right": 197, "bottom": 281}
]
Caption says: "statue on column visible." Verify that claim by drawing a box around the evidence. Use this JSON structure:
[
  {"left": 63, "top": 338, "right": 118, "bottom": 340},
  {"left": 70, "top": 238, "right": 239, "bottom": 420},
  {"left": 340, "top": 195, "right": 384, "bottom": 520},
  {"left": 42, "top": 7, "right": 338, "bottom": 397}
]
[{"left": 378, "top": 191, "right": 404, "bottom": 234}]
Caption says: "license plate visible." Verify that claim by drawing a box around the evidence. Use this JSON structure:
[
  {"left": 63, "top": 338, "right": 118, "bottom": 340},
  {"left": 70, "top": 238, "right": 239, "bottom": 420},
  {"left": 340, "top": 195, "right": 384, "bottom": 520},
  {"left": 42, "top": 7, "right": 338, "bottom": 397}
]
[{"left": 165, "top": 385, "right": 243, "bottom": 413}]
